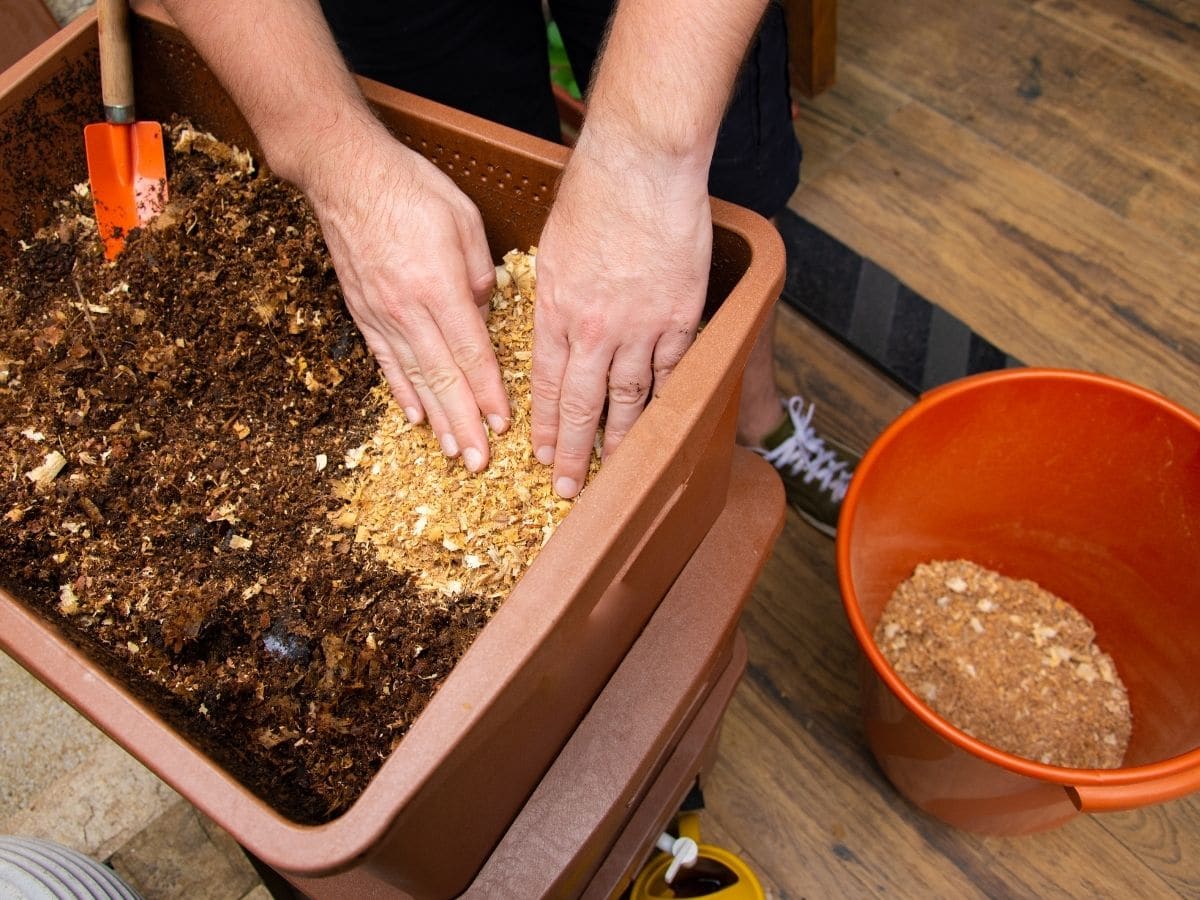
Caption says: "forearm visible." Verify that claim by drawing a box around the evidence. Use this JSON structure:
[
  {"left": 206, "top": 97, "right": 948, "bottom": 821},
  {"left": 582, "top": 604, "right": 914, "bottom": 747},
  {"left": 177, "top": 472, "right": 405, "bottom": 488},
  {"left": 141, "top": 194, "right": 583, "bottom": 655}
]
[
  {"left": 582, "top": 0, "right": 770, "bottom": 168},
  {"left": 159, "top": 0, "right": 390, "bottom": 196}
]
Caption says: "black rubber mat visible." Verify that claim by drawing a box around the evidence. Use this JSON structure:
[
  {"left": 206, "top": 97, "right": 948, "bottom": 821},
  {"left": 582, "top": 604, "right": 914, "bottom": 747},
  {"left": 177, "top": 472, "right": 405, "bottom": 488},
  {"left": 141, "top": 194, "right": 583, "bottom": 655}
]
[{"left": 777, "top": 208, "right": 1023, "bottom": 394}]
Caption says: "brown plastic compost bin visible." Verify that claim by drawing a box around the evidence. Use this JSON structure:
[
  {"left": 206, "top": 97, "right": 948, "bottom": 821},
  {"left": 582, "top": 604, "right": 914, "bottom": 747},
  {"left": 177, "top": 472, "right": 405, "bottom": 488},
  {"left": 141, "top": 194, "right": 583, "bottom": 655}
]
[{"left": 0, "top": 3, "right": 785, "bottom": 897}]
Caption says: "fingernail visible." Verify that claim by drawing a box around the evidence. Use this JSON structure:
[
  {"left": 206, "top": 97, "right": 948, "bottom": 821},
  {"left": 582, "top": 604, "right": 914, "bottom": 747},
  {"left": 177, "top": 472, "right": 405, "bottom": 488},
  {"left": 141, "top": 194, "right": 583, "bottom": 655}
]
[
  {"left": 535, "top": 445, "right": 555, "bottom": 466},
  {"left": 462, "top": 447, "right": 484, "bottom": 472},
  {"left": 404, "top": 406, "right": 422, "bottom": 424},
  {"left": 487, "top": 414, "right": 510, "bottom": 435},
  {"left": 440, "top": 433, "right": 459, "bottom": 457},
  {"left": 554, "top": 476, "right": 578, "bottom": 499}
]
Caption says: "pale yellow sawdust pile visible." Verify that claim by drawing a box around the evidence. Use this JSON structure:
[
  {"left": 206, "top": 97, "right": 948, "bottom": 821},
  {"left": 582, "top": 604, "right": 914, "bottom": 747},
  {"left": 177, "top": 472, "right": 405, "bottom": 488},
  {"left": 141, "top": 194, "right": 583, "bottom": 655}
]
[{"left": 329, "top": 248, "right": 599, "bottom": 602}]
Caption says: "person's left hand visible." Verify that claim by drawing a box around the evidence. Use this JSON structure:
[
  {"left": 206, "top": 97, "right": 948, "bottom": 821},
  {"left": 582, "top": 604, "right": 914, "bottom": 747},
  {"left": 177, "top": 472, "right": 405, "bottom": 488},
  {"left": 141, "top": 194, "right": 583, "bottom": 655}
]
[{"left": 532, "top": 125, "right": 713, "bottom": 499}]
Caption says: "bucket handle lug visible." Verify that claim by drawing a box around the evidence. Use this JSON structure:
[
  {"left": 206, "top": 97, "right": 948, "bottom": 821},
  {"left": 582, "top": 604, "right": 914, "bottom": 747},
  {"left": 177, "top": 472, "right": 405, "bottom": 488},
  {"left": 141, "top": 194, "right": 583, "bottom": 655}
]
[{"left": 1067, "top": 767, "right": 1200, "bottom": 814}]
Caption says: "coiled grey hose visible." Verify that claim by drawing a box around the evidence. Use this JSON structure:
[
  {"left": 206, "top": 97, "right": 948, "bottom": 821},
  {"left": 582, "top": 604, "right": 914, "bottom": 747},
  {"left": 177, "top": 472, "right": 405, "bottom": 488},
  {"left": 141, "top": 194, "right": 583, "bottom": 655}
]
[{"left": 0, "top": 836, "right": 141, "bottom": 900}]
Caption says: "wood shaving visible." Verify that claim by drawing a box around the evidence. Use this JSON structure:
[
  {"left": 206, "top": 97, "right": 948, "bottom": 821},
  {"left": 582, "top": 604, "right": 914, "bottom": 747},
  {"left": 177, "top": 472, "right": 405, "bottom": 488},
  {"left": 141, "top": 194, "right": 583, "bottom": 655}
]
[
  {"left": 25, "top": 450, "right": 66, "bottom": 489},
  {"left": 331, "top": 249, "right": 599, "bottom": 600}
]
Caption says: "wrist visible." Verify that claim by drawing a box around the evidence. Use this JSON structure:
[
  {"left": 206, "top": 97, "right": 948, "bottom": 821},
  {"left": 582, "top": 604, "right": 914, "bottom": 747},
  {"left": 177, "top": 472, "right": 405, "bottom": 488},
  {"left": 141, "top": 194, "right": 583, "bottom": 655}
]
[
  {"left": 260, "top": 103, "right": 395, "bottom": 201},
  {"left": 569, "top": 115, "right": 713, "bottom": 197}
]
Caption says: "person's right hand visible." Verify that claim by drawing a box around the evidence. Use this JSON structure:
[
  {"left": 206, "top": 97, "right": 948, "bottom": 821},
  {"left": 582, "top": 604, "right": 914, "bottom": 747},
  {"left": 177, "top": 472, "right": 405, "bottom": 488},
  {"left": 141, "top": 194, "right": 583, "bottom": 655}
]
[{"left": 297, "top": 122, "right": 511, "bottom": 472}]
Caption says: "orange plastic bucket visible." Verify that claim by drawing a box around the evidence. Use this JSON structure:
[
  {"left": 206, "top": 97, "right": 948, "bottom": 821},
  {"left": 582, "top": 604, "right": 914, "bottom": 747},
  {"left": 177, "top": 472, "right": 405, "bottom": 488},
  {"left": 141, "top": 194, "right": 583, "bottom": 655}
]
[{"left": 837, "top": 368, "right": 1200, "bottom": 834}]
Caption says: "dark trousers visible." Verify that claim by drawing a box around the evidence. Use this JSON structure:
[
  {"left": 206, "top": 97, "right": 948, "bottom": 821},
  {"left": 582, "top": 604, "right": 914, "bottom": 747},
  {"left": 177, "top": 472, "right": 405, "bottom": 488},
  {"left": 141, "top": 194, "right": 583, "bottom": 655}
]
[{"left": 318, "top": 0, "right": 801, "bottom": 219}]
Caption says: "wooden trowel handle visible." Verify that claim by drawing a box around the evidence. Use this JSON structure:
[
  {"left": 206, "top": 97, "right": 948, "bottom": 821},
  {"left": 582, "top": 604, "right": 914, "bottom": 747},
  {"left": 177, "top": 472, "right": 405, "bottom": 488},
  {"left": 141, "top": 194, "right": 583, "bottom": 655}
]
[{"left": 98, "top": 0, "right": 136, "bottom": 123}]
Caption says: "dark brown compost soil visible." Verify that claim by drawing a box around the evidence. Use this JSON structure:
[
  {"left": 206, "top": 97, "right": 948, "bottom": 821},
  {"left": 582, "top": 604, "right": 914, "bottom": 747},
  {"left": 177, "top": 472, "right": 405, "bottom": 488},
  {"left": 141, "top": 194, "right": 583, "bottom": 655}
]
[{"left": 0, "top": 119, "right": 494, "bottom": 823}]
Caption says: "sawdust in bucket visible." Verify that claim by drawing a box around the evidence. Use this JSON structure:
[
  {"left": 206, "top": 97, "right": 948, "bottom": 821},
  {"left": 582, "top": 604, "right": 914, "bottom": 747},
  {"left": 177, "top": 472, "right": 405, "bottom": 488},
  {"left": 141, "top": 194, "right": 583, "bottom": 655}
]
[{"left": 875, "top": 559, "right": 1133, "bottom": 769}]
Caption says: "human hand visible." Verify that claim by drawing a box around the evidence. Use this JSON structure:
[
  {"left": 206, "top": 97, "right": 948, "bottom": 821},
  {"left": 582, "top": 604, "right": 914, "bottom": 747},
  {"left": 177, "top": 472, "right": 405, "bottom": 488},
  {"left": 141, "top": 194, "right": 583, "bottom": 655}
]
[
  {"left": 301, "top": 125, "right": 510, "bottom": 472},
  {"left": 532, "top": 126, "right": 712, "bottom": 498}
]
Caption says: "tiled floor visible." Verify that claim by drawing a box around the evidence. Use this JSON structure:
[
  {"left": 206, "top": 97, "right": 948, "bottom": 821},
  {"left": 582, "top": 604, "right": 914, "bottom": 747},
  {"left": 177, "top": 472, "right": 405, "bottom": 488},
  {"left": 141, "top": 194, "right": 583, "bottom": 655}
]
[
  {"left": 43, "top": 0, "right": 90, "bottom": 25},
  {"left": 0, "top": 654, "right": 267, "bottom": 899}
]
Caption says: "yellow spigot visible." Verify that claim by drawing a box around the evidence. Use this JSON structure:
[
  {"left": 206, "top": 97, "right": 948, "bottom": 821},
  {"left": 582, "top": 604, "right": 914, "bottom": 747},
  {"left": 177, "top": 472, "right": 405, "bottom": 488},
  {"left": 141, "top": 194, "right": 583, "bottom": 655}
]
[{"left": 629, "top": 812, "right": 765, "bottom": 899}]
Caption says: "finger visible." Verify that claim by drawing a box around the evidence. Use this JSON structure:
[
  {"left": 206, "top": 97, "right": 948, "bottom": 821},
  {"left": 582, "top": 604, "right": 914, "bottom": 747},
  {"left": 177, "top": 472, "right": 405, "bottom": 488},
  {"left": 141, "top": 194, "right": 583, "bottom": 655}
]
[
  {"left": 530, "top": 305, "right": 570, "bottom": 468},
  {"left": 399, "top": 308, "right": 493, "bottom": 471},
  {"left": 551, "top": 346, "right": 611, "bottom": 499},
  {"left": 455, "top": 200, "right": 498, "bottom": 306},
  {"left": 650, "top": 323, "right": 698, "bottom": 398},
  {"left": 432, "top": 257, "right": 511, "bottom": 437},
  {"left": 341, "top": 277, "right": 428, "bottom": 425},
  {"left": 459, "top": 211, "right": 500, "bottom": 329},
  {"left": 389, "top": 334, "right": 456, "bottom": 448},
  {"left": 601, "top": 342, "right": 654, "bottom": 460},
  {"left": 367, "top": 333, "right": 427, "bottom": 424},
  {"left": 354, "top": 274, "right": 479, "bottom": 464}
]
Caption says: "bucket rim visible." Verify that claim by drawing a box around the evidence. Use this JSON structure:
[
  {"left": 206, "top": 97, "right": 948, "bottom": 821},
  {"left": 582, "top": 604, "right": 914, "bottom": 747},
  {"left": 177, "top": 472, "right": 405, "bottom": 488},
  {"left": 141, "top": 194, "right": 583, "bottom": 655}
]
[{"left": 835, "top": 367, "right": 1200, "bottom": 787}]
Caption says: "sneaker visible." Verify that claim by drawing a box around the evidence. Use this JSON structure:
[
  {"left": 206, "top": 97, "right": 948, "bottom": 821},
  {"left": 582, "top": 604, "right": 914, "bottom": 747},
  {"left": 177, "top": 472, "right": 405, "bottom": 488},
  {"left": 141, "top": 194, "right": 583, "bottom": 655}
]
[{"left": 753, "top": 395, "right": 859, "bottom": 537}]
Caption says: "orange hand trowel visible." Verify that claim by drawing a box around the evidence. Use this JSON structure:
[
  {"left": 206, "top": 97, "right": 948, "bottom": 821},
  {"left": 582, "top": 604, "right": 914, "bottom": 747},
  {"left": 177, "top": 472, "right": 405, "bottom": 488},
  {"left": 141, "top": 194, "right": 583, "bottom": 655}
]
[{"left": 84, "top": 0, "right": 167, "bottom": 259}]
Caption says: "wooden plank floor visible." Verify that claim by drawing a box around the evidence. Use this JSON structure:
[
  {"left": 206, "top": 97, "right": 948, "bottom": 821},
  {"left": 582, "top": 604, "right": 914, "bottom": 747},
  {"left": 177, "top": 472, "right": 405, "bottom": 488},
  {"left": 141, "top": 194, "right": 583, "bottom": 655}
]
[
  {"left": 3, "top": 2, "right": 1196, "bottom": 898},
  {"left": 701, "top": 0, "right": 1200, "bottom": 896}
]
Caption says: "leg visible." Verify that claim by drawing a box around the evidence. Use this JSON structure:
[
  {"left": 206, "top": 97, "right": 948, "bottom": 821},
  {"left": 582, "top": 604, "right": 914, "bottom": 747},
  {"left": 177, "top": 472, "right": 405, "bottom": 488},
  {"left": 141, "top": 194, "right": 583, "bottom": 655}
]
[{"left": 736, "top": 302, "right": 785, "bottom": 447}]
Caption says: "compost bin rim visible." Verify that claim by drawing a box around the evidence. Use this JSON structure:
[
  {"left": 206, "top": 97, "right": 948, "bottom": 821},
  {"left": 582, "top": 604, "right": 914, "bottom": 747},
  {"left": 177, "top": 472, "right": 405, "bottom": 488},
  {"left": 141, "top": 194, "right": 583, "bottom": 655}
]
[
  {"left": 835, "top": 366, "right": 1200, "bottom": 788},
  {"left": 0, "top": 1, "right": 786, "bottom": 875}
]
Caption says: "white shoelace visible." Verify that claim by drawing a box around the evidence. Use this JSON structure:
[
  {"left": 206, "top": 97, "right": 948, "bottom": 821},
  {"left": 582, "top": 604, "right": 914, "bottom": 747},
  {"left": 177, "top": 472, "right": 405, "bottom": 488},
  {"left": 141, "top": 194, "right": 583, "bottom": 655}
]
[{"left": 759, "top": 396, "right": 853, "bottom": 502}]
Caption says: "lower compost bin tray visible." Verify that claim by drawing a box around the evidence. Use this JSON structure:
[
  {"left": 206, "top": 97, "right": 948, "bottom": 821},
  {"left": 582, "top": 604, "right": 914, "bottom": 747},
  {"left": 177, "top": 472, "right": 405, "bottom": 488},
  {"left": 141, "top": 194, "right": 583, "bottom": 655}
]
[{"left": 0, "top": 3, "right": 784, "bottom": 897}]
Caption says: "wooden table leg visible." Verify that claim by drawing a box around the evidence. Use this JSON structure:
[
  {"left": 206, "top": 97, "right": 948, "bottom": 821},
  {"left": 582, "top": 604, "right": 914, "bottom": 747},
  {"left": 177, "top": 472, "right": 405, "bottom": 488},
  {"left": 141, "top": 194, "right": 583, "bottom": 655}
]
[{"left": 785, "top": 0, "right": 837, "bottom": 98}]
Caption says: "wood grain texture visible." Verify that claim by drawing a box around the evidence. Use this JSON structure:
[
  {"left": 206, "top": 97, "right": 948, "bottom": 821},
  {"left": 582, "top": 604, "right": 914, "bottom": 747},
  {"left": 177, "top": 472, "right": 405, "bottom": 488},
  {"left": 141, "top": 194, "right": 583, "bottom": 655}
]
[
  {"left": 790, "top": 100, "right": 1200, "bottom": 411},
  {"left": 792, "top": 64, "right": 908, "bottom": 184},
  {"left": 97, "top": 0, "right": 135, "bottom": 110},
  {"left": 1032, "top": 0, "right": 1200, "bottom": 93},
  {"left": 832, "top": 0, "right": 1200, "bottom": 259},
  {"left": 703, "top": 2, "right": 1200, "bottom": 892},
  {"left": 1093, "top": 801, "right": 1200, "bottom": 896}
]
